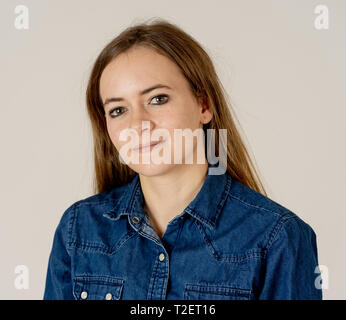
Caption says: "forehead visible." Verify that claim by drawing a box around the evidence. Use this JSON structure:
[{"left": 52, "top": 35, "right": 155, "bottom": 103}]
[{"left": 99, "top": 46, "right": 186, "bottom": 99}]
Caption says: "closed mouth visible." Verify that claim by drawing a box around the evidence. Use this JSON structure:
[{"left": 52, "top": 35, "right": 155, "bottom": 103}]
[{"left": 132, "top": 140, "right": 165, "bottom": 152}]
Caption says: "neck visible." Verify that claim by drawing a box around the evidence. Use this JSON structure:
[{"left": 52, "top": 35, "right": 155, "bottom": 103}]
[{"left": 139, "top": 162, "right": 208, "bottom": 238}]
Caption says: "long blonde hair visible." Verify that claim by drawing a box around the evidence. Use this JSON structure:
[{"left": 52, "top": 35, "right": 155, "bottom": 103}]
[{"left": 86, "top": 18, "right": 267, "bottom": 197}]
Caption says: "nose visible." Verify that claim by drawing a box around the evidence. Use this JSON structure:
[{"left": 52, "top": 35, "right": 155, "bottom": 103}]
[{"left": 129, "top": 105, "right": 154, "bottom": 138}]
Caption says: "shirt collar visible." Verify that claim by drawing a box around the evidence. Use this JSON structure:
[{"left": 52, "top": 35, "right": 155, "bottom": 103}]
[{"left": 102, "top": 163, "right": 232, "bottom": 230}]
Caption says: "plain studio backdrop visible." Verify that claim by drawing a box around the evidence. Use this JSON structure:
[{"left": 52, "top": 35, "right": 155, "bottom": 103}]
[{"left": 0, "top": 0, "right": 345, "bottom": 300}]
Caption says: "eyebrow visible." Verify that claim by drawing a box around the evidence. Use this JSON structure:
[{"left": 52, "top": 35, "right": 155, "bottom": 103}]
[{"left": 102, "top": 84, "right": 172, "bottom": 107}]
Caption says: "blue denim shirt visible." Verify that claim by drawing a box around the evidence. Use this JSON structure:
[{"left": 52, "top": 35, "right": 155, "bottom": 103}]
[{"left": 43, "top": 166, "right": 322, "bottom": 300}]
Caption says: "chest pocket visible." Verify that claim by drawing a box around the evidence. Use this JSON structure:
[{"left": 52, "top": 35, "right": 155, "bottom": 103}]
[
  {"left": 184, "top": 283, "right": 252, "bottom": 300},
  {"left": 73, "top": 275, "right": 124, "bottom": 300}
]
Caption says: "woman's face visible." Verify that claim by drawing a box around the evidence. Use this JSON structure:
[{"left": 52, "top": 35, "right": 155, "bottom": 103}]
[{"left": 99, "top": 46, "right": 212, "bottom": 177}]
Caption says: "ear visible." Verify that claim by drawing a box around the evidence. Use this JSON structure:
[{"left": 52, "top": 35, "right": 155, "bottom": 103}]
[{"left": 197, "top": 91, "right": 213, "bottom": 125}]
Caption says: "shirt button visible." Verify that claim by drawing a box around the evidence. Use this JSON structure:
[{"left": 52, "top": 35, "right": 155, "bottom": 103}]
[
  {"left": 105, "top": 293, "right": 112, "bottom": 300},
  {"left": 80, "top": 291, "right": 88, "bottom": 299},
  {"left": 159, "top": 253, "right": 165, "bottom": 261},
  {"left": 132, "top": 216, "right": 140, "bottom": 224}
]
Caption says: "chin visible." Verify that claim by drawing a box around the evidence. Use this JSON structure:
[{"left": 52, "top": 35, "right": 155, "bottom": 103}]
[{"left": 127, "top": 162, "right": 175, "bottom": 177}]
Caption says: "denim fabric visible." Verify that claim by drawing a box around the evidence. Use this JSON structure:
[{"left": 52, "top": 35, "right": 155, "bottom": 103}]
[{"left": 43, "top": 165, "right": 322, "bottom": 300}]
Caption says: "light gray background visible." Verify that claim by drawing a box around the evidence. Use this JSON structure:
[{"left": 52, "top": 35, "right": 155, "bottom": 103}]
[{"left": 0, "top": 0, "right": 345, "bottom": 299}]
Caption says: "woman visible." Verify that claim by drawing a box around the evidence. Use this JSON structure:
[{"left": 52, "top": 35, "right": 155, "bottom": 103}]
[{"left": 44, "top": 18, "right": 322, "bottom": 300}]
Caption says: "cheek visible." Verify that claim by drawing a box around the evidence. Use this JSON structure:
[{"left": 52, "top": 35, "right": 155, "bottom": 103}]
[
  {"left": 175, "top": 99, "right": 202, "bottom": 126},
  {"left": 166, "top": 110, "right": 201, "bottom": 131},
  {"left": 106, "top": 121, "right": 122, "bottom": 149},
  {"left": 162, "top": 103, "right": 197, "bottom": 129}
]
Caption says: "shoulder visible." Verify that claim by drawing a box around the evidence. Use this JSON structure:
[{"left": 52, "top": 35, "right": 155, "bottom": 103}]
[
  {"left": 227, "top": 177, "right": 293, "bottom": 220},
  {"left": 55, "top": 183, "right": 130, "bottom": 244},
  {"left": 54, "top": 180, "right": 137, "bottom": 255},
  {"left": 218, "top": 176, "right": 317, "bottom": 251},
  {"left": 71, "top": 183, "right": 129, "bottom": 212}
]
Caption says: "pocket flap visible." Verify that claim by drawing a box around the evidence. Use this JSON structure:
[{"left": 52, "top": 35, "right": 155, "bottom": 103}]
[
  {"left": 184, "top": 283, "right": 252, "bottom": 300},
  {"left": 73, "top": 275, "right": 124, "bottom": 300}
]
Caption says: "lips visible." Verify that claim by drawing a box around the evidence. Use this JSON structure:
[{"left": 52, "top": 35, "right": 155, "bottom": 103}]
[{"left": 132, "top": 140, "right": 165, "bottom": 152}]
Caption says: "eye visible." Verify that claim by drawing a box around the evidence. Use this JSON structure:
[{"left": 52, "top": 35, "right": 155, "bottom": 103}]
[
  {"left": 108, "top": 94, "right": 168, "bottom": 119},
  {"left": 150, "top": 94, "right": 169, "bottom": 105},
  {"left": 108, "top": 106, "right": 126, "bottom": 118}
]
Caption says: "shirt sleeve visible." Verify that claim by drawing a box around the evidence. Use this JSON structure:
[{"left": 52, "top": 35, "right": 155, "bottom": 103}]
[
  {"left": 43, "top": 205, "right": 75, "bottom": 300},
  {"left": 258, "top": 215, "right": 323, "bottom": 300}
]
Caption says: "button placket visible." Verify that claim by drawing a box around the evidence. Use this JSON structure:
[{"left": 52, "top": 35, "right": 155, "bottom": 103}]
[{"left": 147, "top": 247, "right": 169, "bottom": 300}]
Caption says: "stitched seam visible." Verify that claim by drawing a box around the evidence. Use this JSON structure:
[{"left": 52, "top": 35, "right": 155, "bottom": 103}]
[
  {"left": 265, "top": 214, "right": 297, "bottom": 250},
  {"left": 229, "top": 194, "right": 291, "bottom": 218},
  {"left": 74, "top": 275, "right": 124, "bottom": 285},
  {"left": 186, "top": 285, "right": 251, "bottom": 295},
  {"left": 213, "top": 175, "right": 232, "bottom": 223},
  {"left": 221, "top": 249, "right": 266, "bottom": 263},
  {"left": 185, "top": 208, "right": 214, "bottom": 228},
  {"left": 138, "top": 216, "right": 162, "bottom": 245},
  {"left": 147, "top": 248, "right": 160, "bottom": 299},
  {"left": 73, "top": 199, "right": 114, "bottom": 209},
  {"left": 185, "top": 284, "right": 252, "bottom": 299},
  {"left": 171, "top": 219, "right": 185, "bottom": 253},
  {"left": 194, "top": 219, "right": 219, "bottom": 257},
  {"left": 112, "top": 229, "right": 137, "bottom": 252},
  {"left": 127, "top": 178, "right": 141, "bottom": 213},
  {"left": 69, "top": 241, "right": 114, "bottom": 255},
  {"left": 69, "top": 230, "right": 138, "bottom": 256},
  {"left": 194, "top": 219, "right": 266, "bottom": 263},
  {"left": 72, "top": 184, "right": 129, "bottom": 212},
  {"left": 67, "top": 204, "right": 77, "bottom": 249},
  {"left": 138, "top": 228, "right": 161, "bottom": 245}
]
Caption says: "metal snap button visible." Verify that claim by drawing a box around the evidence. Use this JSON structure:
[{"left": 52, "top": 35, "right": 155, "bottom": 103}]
[
  {"left": 159, "top": 253, "right": 165, "bottom": 262},
  {"left": 80, "top": 291, "right": 88, "bottom": 299},
  {"left": 105, "top": 293, "right": 112, "bottom": 300},
  {"left": 132, "top": 216, "right": 140, "bottom": 224}
]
